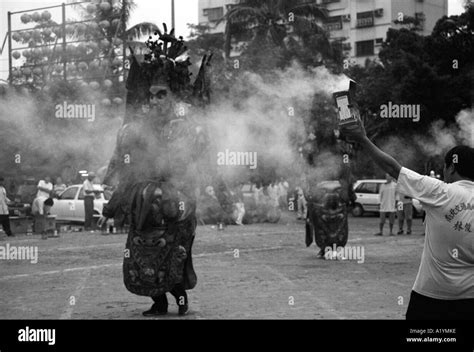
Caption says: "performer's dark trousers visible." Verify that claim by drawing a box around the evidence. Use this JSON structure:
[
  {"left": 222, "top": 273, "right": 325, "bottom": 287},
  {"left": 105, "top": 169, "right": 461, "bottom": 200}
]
[
  {"left": 0, "top": 215, "right": 13, "bottom": 236},
  {"left": 84, "top": 196, "right": 94, "bottom": 230},
  {"left": 406, "top": 290, "right": 474, "bottom": 320},
  {"left": 153, "top": 283, "right": 188, "bottom": 311}
]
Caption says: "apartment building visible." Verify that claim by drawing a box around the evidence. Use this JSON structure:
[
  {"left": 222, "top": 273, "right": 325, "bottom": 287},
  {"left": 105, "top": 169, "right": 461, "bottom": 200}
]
[
  {"left": 320, "top": 0, "right": 448, "bottom": 65},
  {"left": 198, "top": 0, "right": 238, "bottom": 34},
  {"left": 198, "top": 0, "right": 448, "bottom": 65}
]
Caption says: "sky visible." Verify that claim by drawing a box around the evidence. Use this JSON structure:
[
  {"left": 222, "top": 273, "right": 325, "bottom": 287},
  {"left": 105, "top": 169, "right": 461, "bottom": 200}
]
[{"left": 0, "top": 0, "right": 468, "bottom": 81}]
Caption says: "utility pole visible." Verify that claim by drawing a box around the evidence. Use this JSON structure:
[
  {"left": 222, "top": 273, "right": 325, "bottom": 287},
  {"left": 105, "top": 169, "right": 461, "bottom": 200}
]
[
  {"left": 171, "top": 0, "right": 175, "bottom": 29},
  {"left": 62, "top": 3, "right": 67, "bottom": 81},
  {"left": 8, "top": 12, "right": 12, "bottom": 84}
]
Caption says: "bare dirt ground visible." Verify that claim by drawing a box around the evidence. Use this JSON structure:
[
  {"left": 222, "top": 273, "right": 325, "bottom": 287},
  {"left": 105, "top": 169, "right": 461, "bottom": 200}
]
[{"left": 0, "top": 212, "right": 426, "bottom": 319}]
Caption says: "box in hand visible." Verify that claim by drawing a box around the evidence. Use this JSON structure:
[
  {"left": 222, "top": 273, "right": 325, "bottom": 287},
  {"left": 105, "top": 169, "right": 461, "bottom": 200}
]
[{"left": 333, "top": 80, "right": 361, "bottom": 127}]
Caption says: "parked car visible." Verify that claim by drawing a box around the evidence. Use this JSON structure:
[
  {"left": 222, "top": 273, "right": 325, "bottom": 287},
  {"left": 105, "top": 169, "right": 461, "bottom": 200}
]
[
  {"left": 50, "top": 184, "right": 110, "bottom": 222},
  {"left": 352, "top": 180, "right": 422, "bottom": 217},
  {"left": 240, "top": 183, "right": 255, "bottom": 201}
]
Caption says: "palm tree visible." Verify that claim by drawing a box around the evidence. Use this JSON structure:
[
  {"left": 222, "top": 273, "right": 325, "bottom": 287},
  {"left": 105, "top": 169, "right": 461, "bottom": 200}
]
[{"left": 222, "top": 0, "right": 329, "bottom": 58}]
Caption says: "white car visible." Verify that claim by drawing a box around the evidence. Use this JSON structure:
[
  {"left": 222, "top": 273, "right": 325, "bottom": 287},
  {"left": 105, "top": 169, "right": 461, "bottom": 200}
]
[
  {"left": 50, "top": 184, "right": 110, "bottom": 222},
  {"left": 352, "top": 180, "right": 422, "bottom": 217}
]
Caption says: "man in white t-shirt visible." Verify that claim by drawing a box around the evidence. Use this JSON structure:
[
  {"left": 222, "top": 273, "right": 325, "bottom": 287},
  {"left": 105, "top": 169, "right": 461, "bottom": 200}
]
[
  {"left": 295, "top": 186, "right": 307, "bottom": 220},
  {"left": 0, "top": 176, "right": 13, "bottom": 237},
  {"left": 341, "top": 120, "right": 474, "bottom": 320},
  {"left": 36, "top": 176, "right": 53, "bottom": 199},
  {"left": 278, "top": 178, "right": 289, "bottom": 209},
  {"left": 396, "top": 192, "right": 413, "bottom": 235},
  {"left": 376, "top": 173, "right": 397, "bottom": 236},
  {"left": 83, "top": 172, "right": 99, "bottom": 232}
]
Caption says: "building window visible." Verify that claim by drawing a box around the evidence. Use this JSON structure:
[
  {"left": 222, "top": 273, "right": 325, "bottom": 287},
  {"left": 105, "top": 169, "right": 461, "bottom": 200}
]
[
  {"left": 375, "top": 38, "right": 384, "bottom": 45},
  {"left": 324, "top": 16, "right": 342, "bottom": 31},
  {"left": 356, "top": 11, "right": 374, "bottom": 28},
  {"left": 414, "top": 12, "right": 426, "bottom": 29},
  {"left": 322, "top": 0, "right": 340, "bottom": 3},
  {"left": 203, "top": 7, "right": 224, "bottom": 22},
  {"left": 356, "top": 40, "right": 374, "bottom": 56}
]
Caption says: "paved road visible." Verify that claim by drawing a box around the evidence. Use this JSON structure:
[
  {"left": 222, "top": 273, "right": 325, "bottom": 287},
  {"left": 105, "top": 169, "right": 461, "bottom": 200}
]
[{"left": 0, "top": 213, "right": 426, "bottom": 319}]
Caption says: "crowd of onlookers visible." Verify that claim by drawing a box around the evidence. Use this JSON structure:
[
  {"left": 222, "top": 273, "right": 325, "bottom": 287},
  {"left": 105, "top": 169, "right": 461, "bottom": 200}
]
[
  {"left": 1, "top": 173, "right": 311, "bottom": 236},
  {"left": 0, "top": 175, "right": 57, "bottom": 238},
  {"left": 0, "top": 173, "right": 104, "bottom": 238},
  {"left": 375, "top": 171, "right": 440, "bottom": 237},
  {"left": 1, "top": 169, "right": 446, "bottom": 239},
  {"left": 196, "top": 178, "right": 307, "bottom": 225}
]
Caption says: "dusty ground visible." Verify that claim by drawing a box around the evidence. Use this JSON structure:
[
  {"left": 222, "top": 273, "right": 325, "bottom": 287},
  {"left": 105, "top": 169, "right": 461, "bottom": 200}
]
[{"left": 0, "top": 212, "right": 426, "bottom": 319}]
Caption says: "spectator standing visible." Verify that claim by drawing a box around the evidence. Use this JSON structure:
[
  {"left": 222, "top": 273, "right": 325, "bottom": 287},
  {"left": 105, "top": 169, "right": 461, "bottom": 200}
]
[
  {"left": 267, "top": 182, "right": 279, "bottom": 208},
  {"left": 396, "top": 192, "right": 413, "bottom": 235},
  {"left": 0, "top": 176, "right": 13, "bottom": 237},
  {"left": 53, "top": 177, "right": 67, "bottom": 197},
  {"left": 277, "top": 178, "right": 289, "bottom": 209},
  {"left": 196, "top": 186, "right": 228, "bottom": 224},
  {"left": 253, "top": 182, "right": 263, "bottom": 205},
  {"left": 36, "top": 176, "right": 53, "bottom": 199},
  {"left": 231, "top": 184, "right": 245, "bottom": 225},
  {"left": 376, "top": 173, "right": 397, "bottom": 236},
  {"left": 83, "top": 172, "right": 98, "bottom": 232},
  {"left": 295, "top": 186, "right": 307, "bottom": 220}
]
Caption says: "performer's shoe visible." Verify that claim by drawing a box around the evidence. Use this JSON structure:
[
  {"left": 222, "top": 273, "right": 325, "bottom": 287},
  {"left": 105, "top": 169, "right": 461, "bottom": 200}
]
[
  {"left": 397, "top": 230, "right": 404, "bottom": 235},
  {"left": 178, "top": 304, "right": 189, "bottom": 316},
  {"left": 142, "top": 304, "right": 167, "bottom": 317},
  {"left": 374, "top": 233, "right": 383, "bottom": 236},
  {"left": 406, "top": 230, "right": 412, "bottom": 235}
]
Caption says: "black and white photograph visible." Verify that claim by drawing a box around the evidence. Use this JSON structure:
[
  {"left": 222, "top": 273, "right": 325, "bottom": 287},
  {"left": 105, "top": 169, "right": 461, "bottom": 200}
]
[{"left": 0, "top": 0, "right": 473, "bottom": 349}]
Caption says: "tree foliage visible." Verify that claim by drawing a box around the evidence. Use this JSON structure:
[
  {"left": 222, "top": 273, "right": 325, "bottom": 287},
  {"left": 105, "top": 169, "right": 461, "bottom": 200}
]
[
  {"left": 348, "top": 5, "right": 473, "bottom": 140},
  {"left": 221, "top": 0, "right": 343, "bottom": 71}
]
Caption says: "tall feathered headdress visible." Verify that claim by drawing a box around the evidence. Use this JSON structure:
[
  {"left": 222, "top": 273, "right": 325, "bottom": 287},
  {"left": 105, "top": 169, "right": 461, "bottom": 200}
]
[{"left": 126, "top": 23, "right": 212, "bottom": 110}]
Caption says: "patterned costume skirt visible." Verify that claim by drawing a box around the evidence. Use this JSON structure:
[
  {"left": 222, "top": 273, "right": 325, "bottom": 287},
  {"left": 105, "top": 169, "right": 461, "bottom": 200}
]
[{"left": 123, "top": 181, "right": 197, "bottom": 297}]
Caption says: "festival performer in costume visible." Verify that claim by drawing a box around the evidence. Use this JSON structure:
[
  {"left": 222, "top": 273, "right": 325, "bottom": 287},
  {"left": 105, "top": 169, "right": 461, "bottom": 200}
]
[
  {"left": 99, "top": 24, "right": 213, "bottom": 316},
  {"left": 305, "top": 84, "right": 357, "bottom": 258},
  {"left": 305, "top": 156, "right": 356, "bottom": 258}
]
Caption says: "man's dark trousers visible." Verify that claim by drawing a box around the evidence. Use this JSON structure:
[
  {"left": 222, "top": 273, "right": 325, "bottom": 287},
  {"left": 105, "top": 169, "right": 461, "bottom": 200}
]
[
  {"left": 0, "top": 215, "right": 13, "bottom": 236},
  {"left": 84, "top": 196, "right": 94, "bottom": 230}
]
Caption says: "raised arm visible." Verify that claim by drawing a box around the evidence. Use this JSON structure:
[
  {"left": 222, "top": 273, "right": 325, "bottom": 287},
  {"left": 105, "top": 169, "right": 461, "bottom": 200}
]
[
  {"left": 340, "top": 121, "right": 402, "bottom": 180},
  {"left": 359, "top": 137, "right": 402, "bottom": 180}
]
